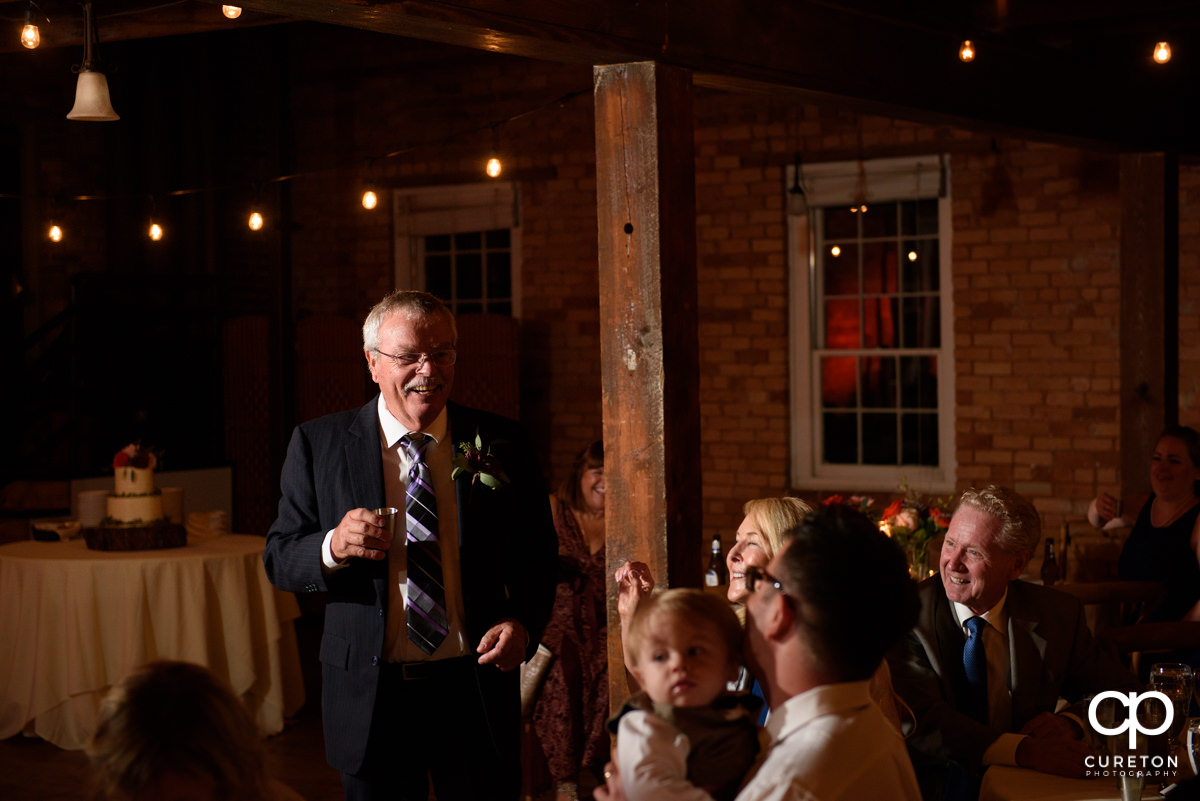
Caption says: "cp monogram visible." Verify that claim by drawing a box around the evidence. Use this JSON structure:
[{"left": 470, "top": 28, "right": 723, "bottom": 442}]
[{"left": 1088, "top": 690, "right": 1174, "bottom": 749}]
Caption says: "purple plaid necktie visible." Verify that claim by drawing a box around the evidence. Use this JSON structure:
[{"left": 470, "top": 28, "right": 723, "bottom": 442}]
[{"left": 401, "top": 433, "right": 448, "bottom": 654}]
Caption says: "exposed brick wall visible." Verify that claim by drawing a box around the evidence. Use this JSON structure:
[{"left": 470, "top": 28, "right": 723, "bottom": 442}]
[{"left": 10, "top": 27, "right": 1199, "bottom": 557}]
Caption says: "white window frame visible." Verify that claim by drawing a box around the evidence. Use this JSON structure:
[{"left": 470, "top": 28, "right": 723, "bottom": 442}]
[
  {"left": 392, "top": 182, "right": 523, "bottom": 318},
  {"left": 788, "top": 155, "right": 955, "bottom": 493}
]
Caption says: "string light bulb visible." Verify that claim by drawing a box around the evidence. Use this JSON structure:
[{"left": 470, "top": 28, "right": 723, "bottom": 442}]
[
  {"left": 959, "top": 40, "right": 975, "bottom": 62},
  {"left": 248, "top": 211, "right": 263, "bottom": 231},
  {"left": 149, "top": 222, "right": 163, "bottom": 241},
  {"left": 485, "top": 156, "right": 502, "bottom": 178},
  {"left": 1153, "top": 41, "right": 1171, "bottom": 64},
  {"left": 48, "top": 224, "right": 63, "bottom": 242},
  {"left": 908, "top": 250, "right": 918, "bottom": 262},
  {"left": 830, "top": 246, "right": 841, "bottom": 257},
  {"left": 222, "top": 5, "right": 242, "bottom": 19},
  {"left": 21, "top": 4, "right": 40, "bottom": 49},
  {"left": 362, "top": 189, "right": 378, "bottom": 210}
]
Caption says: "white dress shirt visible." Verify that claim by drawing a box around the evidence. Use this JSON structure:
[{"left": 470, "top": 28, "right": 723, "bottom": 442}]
[{"left": 321, "top": 397, "right": 468, "bottom": 661}]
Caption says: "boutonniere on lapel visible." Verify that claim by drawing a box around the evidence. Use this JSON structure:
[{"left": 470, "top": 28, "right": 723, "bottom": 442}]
[{"left": 451, "top": 431, "right": 510, "bottom": 492}]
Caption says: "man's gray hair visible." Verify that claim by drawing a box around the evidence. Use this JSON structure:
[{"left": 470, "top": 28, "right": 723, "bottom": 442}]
[
  {"left": 362, "top": 290, "right": 457, "bottom": 352},
  {"left": 955, "top": 485, "right": 1042, "bottom": 557}
]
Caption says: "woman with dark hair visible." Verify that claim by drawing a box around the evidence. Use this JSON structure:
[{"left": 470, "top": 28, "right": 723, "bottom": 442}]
[
  {"left": 1089, "top": 424, "right": 1200, "bottom": 622},
  {"left": 530, "top": 440, "right": 608, "bottom": 801}
]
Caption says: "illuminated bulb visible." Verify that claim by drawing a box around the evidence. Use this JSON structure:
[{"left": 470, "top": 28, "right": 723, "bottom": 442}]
[
  {"left": 1153, "top": 41, "right": 1171, "bottom": 64},
  {"left": 362, "top": 189, "right": 378, "bottom": 210},
  {"left": 21, "top": 23, "right": 39, "bottom": 49},
  {"left": 830, "top": 246, "right": 841, "bottom": 257},
  {"left": 908, "top": 251, "right": 918, "bottom": 262},
  {"left": 149, "top": 223, "right": 163, "bottom": 241},
  {"left": 485, "top": 157, "right": 502, "bottom": 178},
  {"left": 850, "top": 206, "right": 859, "bottom": 213},
  {"left": 959, "top": 40, "right": 975, "bottom": 62},
  {"left": 222, "top": 5, "right": 242, "bottom": 18},
  {"left": 248, "top": 211, "right": 263, "bottom": 231},
  {"left": 48, "top": 224, "right": 62, "bottom": 242}
]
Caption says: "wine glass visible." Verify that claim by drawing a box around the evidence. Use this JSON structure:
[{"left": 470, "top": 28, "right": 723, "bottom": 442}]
[
  {"left": 1149, "top": 662, "right": 1195, "bottom": 771},
  {"left": 1187, "top": 717, "right": 1200, "bottom": 777}
]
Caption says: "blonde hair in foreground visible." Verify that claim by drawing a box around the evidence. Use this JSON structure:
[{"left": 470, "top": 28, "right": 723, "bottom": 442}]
[
  {"left": 741, "top": 496, "right": 813, "bottom": 560},
  {"left": 87, "top": 660, "right": 272, "bottom": 801},
  {"left": 626, "top": 587, "right": 745, "bottom": 670}
]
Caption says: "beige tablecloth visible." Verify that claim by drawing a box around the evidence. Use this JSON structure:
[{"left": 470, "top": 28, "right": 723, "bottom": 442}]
[
  {"left": 0, "top": 534, "right": 305, "bottom": 750},
  {"left": 980, "top": 765, "right": 1164, "bottom": 801}
]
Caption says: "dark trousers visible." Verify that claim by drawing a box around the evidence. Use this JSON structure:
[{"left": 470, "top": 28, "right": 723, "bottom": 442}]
[{"left": 341, "top": 656, "right": 521, "bottom": 801}]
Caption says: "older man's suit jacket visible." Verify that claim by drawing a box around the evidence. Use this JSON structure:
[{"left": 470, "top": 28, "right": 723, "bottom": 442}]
[
  {"left": 263, "top": 398, "right": 557, "bottom": 775},
  {"left": 887, "top": 577, "right": 1138, "bottom": 771}
]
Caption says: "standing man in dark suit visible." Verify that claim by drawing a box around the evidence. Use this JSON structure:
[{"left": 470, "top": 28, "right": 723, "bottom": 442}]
[
  {"left": 887, "top": 484, "right": 1138, "bottom": 793},
  {"left": 263, "top": 290, "right": 558, "bottom": 801}
]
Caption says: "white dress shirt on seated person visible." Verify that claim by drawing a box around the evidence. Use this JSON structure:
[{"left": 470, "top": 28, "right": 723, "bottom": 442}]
[
  {"left": 321, "top": 397, "right": 468, "bottom": 662},
  {"left": 735, "top": 680, "right": 920, "bottom": 801}
]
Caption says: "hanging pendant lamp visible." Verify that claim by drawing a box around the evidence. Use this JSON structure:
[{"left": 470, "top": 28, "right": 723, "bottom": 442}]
[{"left": 67, "top": 1, "right": 119, "bottom": 121}]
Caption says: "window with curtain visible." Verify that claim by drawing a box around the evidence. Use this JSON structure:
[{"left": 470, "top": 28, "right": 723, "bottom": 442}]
[{"left": 788, "top": 155, "right": 955, "bottom": 491}]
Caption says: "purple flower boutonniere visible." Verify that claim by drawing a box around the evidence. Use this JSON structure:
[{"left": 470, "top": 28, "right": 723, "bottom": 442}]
[{"left": 451, "top": 431, "right": 510, "bottom": 490}]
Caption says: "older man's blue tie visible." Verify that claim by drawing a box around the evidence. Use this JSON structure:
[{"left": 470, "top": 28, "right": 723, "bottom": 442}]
[
  {"left": 401, "top": 433, "right": 448, "bottom": 654},
  {"left": 963, "top": 616, "right": 988, "bottom": 724}
]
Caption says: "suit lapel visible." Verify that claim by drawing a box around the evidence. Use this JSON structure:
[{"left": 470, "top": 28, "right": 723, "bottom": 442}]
[
  {"left": 1006, "top": 583, "right": 1048, "bottom": 726},
  {"left": 932, "top": 588, "right": 971, "bottom": 707},
  {"left": 448, "top": 403, "right": 474, "bottom": 549},
  {"left": 345, "top": 399, "right": 385, "bottom": 511}
]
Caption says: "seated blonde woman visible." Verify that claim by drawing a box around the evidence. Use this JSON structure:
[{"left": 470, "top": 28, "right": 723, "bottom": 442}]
[{"left": 616, "top": 496, "right": 907, "bottom": 732}]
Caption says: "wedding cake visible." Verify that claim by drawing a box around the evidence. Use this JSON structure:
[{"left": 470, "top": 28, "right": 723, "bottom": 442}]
[{"left": 84, "top": 444, "right": 186, "bottom": 551}]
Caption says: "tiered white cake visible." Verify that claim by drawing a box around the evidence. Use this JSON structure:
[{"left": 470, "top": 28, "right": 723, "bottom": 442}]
[{"left": 107, "top": 465, "right": 164, "bottom": 525}]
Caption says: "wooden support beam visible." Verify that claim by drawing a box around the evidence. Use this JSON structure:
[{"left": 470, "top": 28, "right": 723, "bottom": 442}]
[
  {"left": 594, "top": 61, "right": 701, "bottom": 711},
  {"left": 1118, "top": 152, "right": 1179, "bottom": 499}
]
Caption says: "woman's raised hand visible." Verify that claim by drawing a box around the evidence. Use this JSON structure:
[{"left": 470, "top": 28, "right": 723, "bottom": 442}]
[{"left": 614, "top": 560, "right": 655, "bottom": 625}]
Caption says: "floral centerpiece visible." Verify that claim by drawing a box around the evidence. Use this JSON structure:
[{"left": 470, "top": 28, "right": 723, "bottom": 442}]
[
  {"left": 819, "top": 494, "right": 876, "bottom": 520},
  {"left": 878, "top": 484, "right": 953, "bottom": 578}
]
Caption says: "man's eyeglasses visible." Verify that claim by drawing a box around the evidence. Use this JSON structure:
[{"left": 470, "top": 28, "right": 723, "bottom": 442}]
[
  {"left": 374, "top": 349, "right": 457, "bottom": 368},
  {"left": 744, "top": 565, "right": 785, "bottom": 596}
]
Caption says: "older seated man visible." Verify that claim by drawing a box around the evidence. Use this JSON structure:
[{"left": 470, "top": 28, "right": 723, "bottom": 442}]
[{"left": 887, "top": 485, "right": 1139, "bottom": 797}]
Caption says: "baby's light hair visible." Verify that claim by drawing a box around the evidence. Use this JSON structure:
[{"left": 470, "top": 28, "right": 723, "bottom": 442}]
[{"left": 626, "top": 587, "right": 744, "bottom": 669}]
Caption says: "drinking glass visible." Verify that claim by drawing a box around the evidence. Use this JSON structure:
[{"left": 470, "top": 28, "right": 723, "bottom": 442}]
[
  {"left": 1187, "top": 717, "right": 1200, "bottom": 777},
  {"left": 1149, "top": 662, "right": 1195, "bottom": 767}
]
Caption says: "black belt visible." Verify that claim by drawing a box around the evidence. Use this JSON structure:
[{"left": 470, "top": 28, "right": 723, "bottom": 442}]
[{"left": 384, "top": 654, "right": 477, "bottom": 681}]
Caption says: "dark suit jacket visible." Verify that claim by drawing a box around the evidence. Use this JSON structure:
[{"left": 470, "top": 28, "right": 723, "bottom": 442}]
[
  {"left": 263, "top": 398, "right": 557, "bottom": 774},
  {"left": 887, "top": 577, "right": 1138, "bottom": 771}
]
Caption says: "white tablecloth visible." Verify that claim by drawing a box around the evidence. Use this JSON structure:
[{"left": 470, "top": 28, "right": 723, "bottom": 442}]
[
  {"left": 980, "top": 765, "right": 1164, "bottom": 801},
  {"left": 0, "top": 534, "right": 305, "bottom": 750}
]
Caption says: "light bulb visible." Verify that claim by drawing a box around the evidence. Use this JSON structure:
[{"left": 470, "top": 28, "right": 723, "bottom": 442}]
[
  {"left": 149, "top": 223, "right": 163, "bottom": 241},
  {"left": 908, "top": 251, "right": 918, "bottom": 262},
  {"left": 248, "top": 211, "right": 264, "bottom": 231},
  {"left": 222, "top": 5, "right": 242, "bottom": 18},
  {"left": 1154, "top": 41, "right": 1171, "bottom": 64},
  {"left": 486, "top": 157, "right": 502, "bottom": 178},
  {"left": 959, "top": 40, "right": 975, "bottom": 62},
  {"left": 362, "top": 189, "right": 378, "bottom": 210},
  {"left": 48, "top": 224, "right": 62, "bottom": 242},
  {"left": 830, "top": 246, "right": 841, "bottom": 257},
  {"left": 21, "top": 23, "right": 39, "bottom": 49}
]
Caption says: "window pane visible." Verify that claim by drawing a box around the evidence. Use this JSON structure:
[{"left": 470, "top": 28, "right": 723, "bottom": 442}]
[
  {"left": 489, "top": 301, "right": 512, "bottom": 316},
  {"left": 862, "top": 297, "right": 899, "bottom": 349},
  {"left": 823, "top": 244, "right": 858, "bottom": 296},
  {"left": 900, "top": 356, "right": 938, "bottom": 409},
  {"left": 901, "top": 198, "right": 939, "bottom": 236},
  {"left": 901, "top": 297, "right": 940, "bottom": 348},
  {"left": 425, "top": 254, "right": 451, "bottom": 299},
  {"left": 487, "top": 252, "right": 511, "bottom": 298},
  {"left": 860, "top": 356, "right": 896, "bottom": 408},
  {"left": 862, "top": 241, "right": 898, "bottom": 295},
  {"left": 824, "top": 207, "right": 858, "bottom": 239},
  {"left": 454, "top": 232, "right": 481, "bottom": 250},
  {"left": 822, "top": 412, "right": 858, "bottom": 464},
  {"left": 425, "top": 234, "right": 451, "bottom": 252},
  {"left": 902, "top": 412, "right": 939, "bottom": 465},
  {"left": 862, "top": 412, "right": 898, "bottom": 465},
  {"left": 485, "top": 228, "right": 510, "bottom": 248},
  {"left": 457, "top": 301, "right": 483, "bottom": 315},
  {"left": 456, "top": 252, "right": 482, "bottom": 299},
  {"left": 821, "top": 356, "right": 858, "bottom": 408},
  {"left": 824, "top": 299, "right": 860, "bottom": 349},
  {"left": 901, "top": 239, "right": 939, "bottom": 293},
  {"left": 860, "top": 201, "right": 898, "bottom": 239}
]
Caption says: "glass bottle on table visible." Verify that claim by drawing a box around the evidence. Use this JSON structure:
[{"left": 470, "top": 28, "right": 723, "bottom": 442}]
[
  {"left": 705, "top": 534, "right": 726, "bottom": 587},
  {"left": 1040, "top": 538, "right": 1060, "bottom": 586}
]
